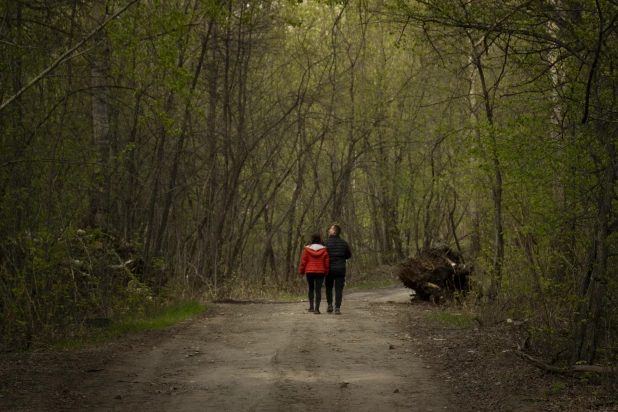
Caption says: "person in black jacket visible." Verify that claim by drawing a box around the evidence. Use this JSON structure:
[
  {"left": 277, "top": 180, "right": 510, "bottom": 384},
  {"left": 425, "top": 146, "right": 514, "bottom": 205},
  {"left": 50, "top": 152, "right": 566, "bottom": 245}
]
[{"left": 325, "top": 224, "right": 352, "bottom": 314}]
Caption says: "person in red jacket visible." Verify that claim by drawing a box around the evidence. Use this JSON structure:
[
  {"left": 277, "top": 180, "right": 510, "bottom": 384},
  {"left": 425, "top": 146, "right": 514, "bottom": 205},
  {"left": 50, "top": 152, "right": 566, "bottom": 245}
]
[{"left": 299, "top": 233, "right": 330, "bottom": 314}]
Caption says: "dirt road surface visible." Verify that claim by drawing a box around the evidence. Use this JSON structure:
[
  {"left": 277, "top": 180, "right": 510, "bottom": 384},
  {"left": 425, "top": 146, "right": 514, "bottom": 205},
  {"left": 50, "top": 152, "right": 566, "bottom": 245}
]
[
  {"left": 6, "top": 285, "right": 613, "bottom": 412},
  {"left": 64, "top": 287, "right": 449, "bottom": 412}
]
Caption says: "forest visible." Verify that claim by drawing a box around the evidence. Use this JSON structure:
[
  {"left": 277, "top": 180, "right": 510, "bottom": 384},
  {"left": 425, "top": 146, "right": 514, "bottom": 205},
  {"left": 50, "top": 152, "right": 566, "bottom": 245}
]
[{"left": 1, "top": 0, "right": 617, "bottom": 375}]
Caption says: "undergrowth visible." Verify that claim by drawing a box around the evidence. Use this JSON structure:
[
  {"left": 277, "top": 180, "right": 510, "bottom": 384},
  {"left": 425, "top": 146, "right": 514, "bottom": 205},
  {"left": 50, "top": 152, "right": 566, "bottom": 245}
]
[{"left": 47, "top": 300, "right": 206, "bottom": 350}]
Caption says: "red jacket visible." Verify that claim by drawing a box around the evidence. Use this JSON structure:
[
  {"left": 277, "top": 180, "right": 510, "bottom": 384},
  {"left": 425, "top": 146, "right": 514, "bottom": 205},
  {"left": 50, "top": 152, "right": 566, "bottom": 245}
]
[{"left": 299, "top": 244, "right": 329, "bottom": 275}]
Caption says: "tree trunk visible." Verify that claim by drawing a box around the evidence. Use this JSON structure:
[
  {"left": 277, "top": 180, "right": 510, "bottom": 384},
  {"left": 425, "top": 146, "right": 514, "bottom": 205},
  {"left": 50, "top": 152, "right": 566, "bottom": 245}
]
[
  {"left": 89, "top": 0, "right": 112, "bottom": 229},
  {"left": 467, "top": 55, "right": 482, "bottom": 259},
  {"left": 154, "top": 29, "right": 210, "bottom": 259},
  {"left": 471, "top": 39, "right": 504, "bottom": 300},
  {"left": 571, "top": 120, "right": 617, "bottom": 365},
  {"left": 124, "top": 93, "right": 141, "bottom": 242}
]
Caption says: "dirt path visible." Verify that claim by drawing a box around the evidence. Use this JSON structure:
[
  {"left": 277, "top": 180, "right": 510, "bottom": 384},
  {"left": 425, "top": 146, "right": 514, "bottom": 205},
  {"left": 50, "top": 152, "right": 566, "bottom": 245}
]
[
  {"left": 11, "top": 286, "right": 608, "bottom": 412},
  {"left": 63, "top": 287, "right": 449, "bottom": 412}
]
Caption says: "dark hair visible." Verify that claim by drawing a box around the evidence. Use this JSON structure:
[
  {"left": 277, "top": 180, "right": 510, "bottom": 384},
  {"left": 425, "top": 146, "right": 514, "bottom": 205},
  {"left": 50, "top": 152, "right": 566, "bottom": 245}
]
[
  {"left": 310, "top": 233, "right": 324, "bottom": 245},
  {"left": 331, "top": 224, "right": 341, "bottom": 237}
]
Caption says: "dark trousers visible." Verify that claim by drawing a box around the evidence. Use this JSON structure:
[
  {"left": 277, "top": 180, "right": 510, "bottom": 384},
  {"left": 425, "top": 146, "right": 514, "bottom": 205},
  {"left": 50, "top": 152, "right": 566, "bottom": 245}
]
[
  {"left": 325, "top": 274, "right": 346, "bottom": 308},
  {"left": 306, "top": 273, "right": 325, "bottom": 309}
]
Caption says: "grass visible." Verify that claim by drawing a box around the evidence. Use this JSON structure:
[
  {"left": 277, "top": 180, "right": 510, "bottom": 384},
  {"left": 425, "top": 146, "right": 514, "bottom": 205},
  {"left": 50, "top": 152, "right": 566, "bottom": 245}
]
[
  {"left": 48, "top": 300, "right": 207, "bottom": 350},
  {"left": 278, "top": 280, "right": 397, "bottom": 300},
  {"left": 347, "top": 280, "right": 396, "bottom": 290},
  {"left": 111, "top": 300, "right": 207, "bottom": 334},
  {"left": 278, "top": 293, "right": 306, "bottom": 301},
  {"left": 426, "top": 311, "right": 475, "bottom": 329},
  {"left": 546, "top": 381, "right": 567, "bottom": 396}
]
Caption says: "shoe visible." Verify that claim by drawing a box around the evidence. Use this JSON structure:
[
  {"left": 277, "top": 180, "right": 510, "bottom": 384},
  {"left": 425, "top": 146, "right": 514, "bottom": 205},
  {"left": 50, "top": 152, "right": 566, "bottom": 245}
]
[
  {"left": 308, "top": 307, "right": 314, "bottom": 312},
  {"left": 335, "top": 308, "right": 341, "bottom": 315},
  {"left": 314, "top": 309, "right": 321, "bottom": 314},
  {"left": 327, "top": 305, "right": 334, "bottom": 313}
]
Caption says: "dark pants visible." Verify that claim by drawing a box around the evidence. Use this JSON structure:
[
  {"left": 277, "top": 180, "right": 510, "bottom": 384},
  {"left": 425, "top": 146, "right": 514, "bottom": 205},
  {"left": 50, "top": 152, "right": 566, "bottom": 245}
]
[
  {"left": 306, "top": 273, "right": 325, "bottom": 309},
  {"left": 325, "top": 273, "right": 346, "bottom": 308}
]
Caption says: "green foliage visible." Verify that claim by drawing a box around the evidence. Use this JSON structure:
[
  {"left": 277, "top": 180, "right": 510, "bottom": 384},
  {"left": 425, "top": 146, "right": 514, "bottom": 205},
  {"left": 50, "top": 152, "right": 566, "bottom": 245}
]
[{"left": 2, "top": 0, "right": 618, "bottom": 365}]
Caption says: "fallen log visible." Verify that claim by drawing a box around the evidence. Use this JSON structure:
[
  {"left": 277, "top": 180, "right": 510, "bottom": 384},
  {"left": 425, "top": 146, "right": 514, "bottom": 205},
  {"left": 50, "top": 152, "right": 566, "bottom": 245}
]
[
  {"left": 396, "top": 247, "right": 471, "bottom": 303},
  {"left": 516, "top": 351, "right": 617, "bottom": 377}
]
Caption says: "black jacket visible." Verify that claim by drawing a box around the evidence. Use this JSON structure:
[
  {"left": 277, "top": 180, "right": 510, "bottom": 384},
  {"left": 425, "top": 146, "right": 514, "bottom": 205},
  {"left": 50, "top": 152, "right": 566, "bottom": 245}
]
[{"left": 326, "top": 236, "right": 352, "bottom": 274}]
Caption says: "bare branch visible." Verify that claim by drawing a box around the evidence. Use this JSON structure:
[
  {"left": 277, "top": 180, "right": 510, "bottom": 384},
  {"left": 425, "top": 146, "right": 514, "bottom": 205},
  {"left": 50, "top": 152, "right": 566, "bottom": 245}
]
[{"left": 0, "top": 0, "right": 139, "bottom": 113}]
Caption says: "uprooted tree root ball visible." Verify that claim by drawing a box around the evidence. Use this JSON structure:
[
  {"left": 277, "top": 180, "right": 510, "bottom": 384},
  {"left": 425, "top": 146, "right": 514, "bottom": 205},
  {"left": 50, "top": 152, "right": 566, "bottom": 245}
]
[{"left": 396, "top": 247, "right": 472, "bottom": 303}]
